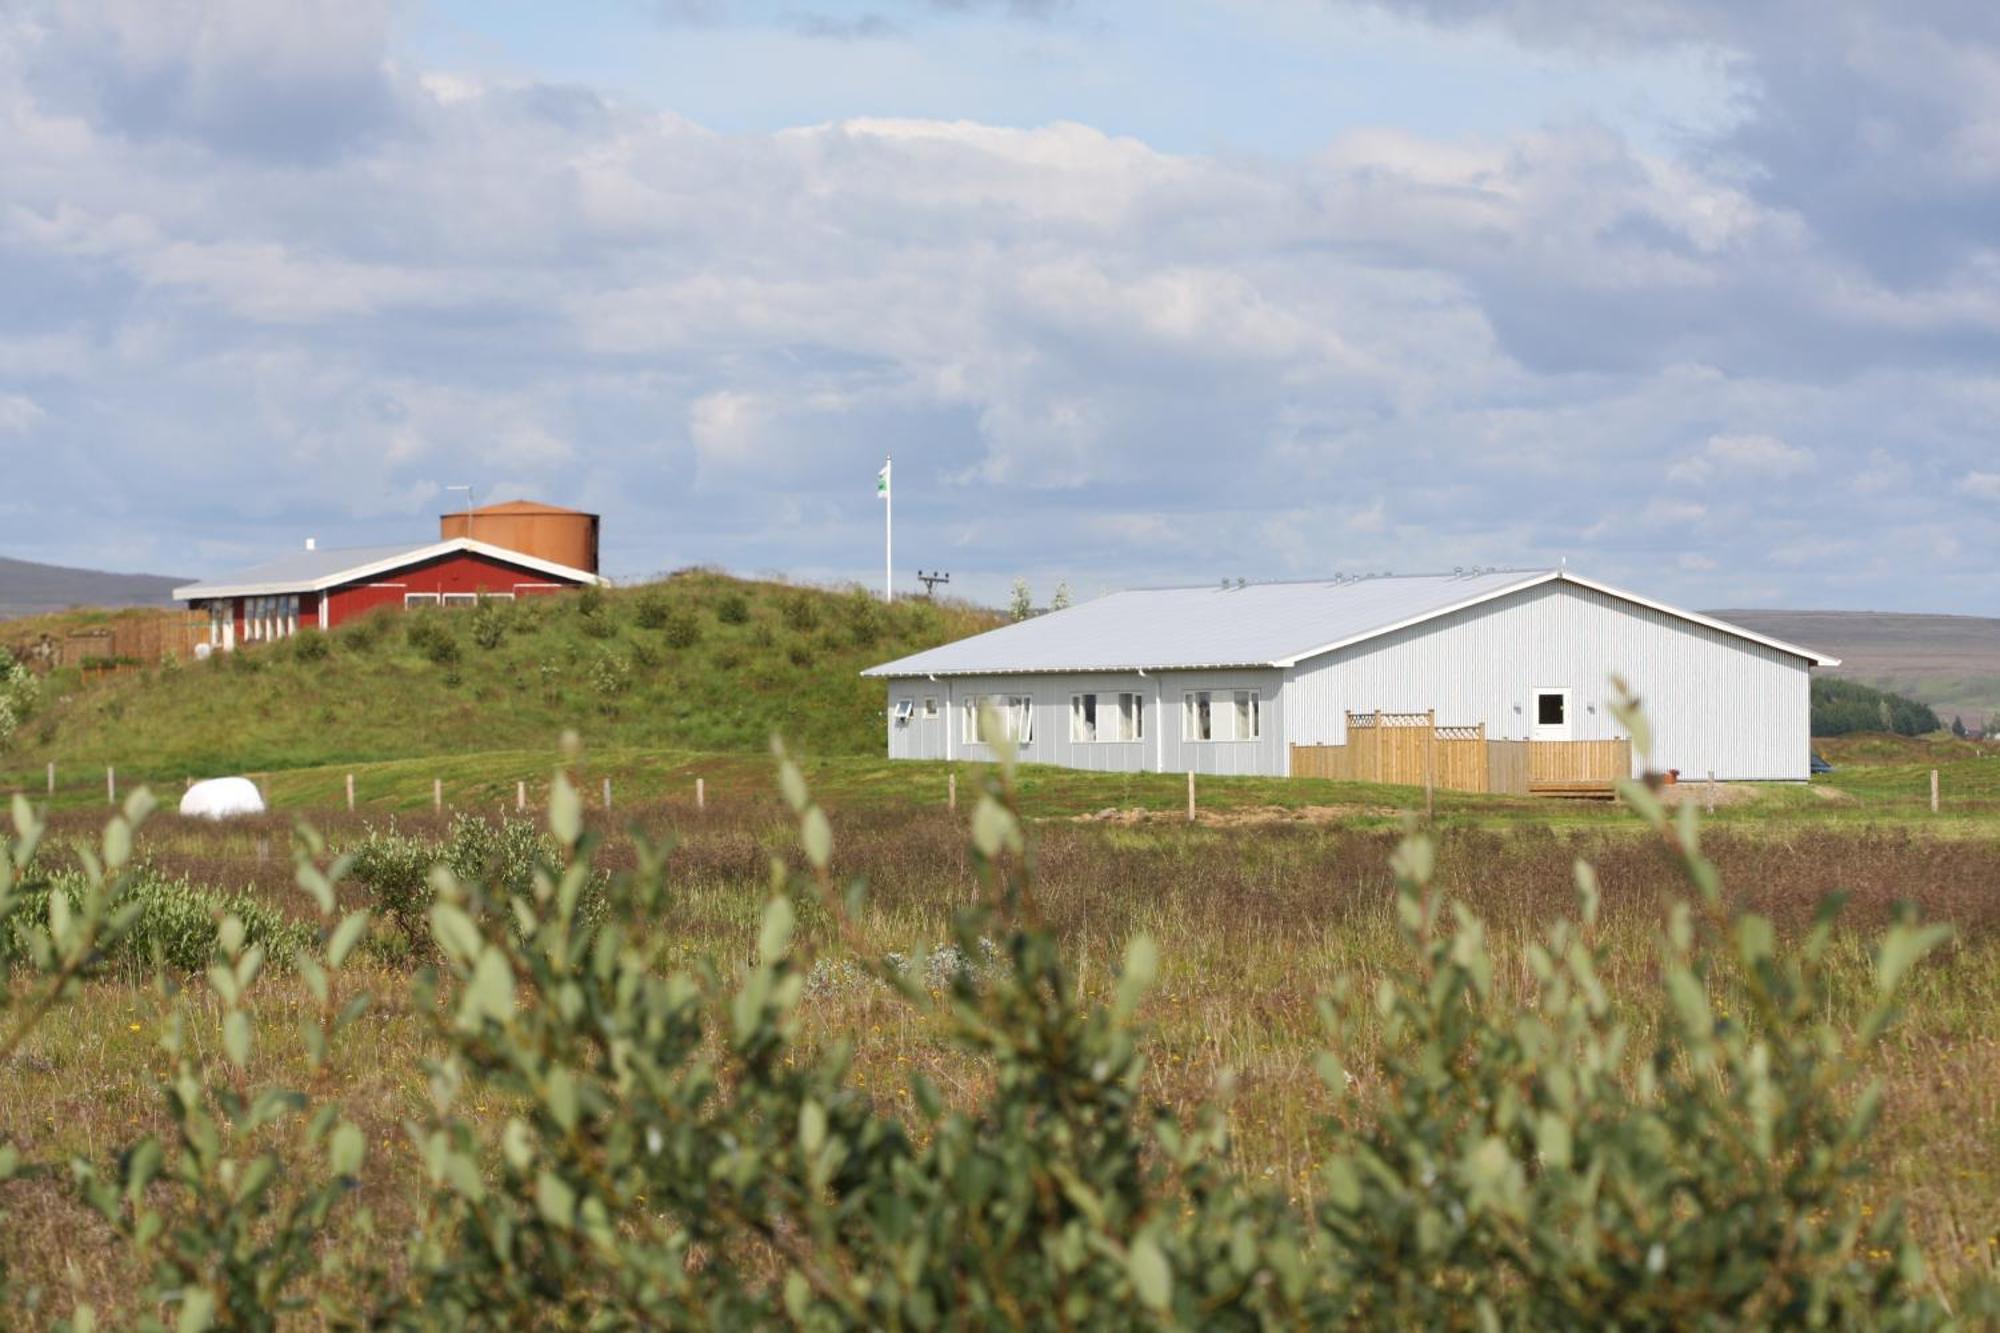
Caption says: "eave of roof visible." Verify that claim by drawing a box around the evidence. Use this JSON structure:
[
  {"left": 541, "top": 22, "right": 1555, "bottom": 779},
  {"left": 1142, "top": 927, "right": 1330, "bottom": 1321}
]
[{"left": 172, "top": 537, "right": 609, "bottom": 601}]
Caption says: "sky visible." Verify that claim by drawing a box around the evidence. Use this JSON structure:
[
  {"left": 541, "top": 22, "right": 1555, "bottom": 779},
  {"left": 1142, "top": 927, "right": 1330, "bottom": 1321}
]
[{"left": 1, "top": 1, "right": 1997, "bottom": 612}]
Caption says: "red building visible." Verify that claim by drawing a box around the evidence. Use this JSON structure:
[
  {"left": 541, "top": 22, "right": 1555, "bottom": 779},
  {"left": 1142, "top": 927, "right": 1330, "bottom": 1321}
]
[{"left": 174, "top": 504, "right": 604, "bottom": 651}]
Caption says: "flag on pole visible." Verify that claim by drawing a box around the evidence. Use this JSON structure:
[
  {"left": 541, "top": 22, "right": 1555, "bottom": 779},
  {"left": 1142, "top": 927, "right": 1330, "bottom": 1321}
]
[{"left": 877, "top": 460, "right": 891, "bottom": 499}]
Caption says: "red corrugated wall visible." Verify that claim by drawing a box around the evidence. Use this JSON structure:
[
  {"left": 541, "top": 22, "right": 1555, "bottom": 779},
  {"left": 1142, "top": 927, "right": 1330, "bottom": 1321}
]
[{"left": 323, "top": 550, "right": 581, "bottom": 628}]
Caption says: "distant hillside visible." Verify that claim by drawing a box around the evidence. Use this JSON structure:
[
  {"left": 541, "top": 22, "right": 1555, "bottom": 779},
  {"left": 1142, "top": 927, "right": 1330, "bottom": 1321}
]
[
  {"left": 1712, "top": 609, "right": 2000, "bottom": 733},
  {"left": 0, "top": 571, "right": 1002, "bottom": 781},
  {"left": 0, "top": 555, "right": 184, "bottom": 620}
]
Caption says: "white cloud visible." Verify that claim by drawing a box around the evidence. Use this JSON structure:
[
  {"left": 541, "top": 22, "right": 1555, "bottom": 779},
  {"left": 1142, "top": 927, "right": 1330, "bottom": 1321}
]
[
  {"left": 0, "top": 2, "right": 1998, "bottom": 611},
  {"left": 0, "top": 392, "right": 43, "bottom": 433},
  {"left": 1669, "top": 433, "right": 1814, "bottom": 484}
]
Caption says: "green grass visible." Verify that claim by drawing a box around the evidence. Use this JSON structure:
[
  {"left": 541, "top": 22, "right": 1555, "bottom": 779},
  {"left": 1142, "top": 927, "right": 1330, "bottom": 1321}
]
[{"left": 2, "top": 571, "right": 998, "bottom": 789}]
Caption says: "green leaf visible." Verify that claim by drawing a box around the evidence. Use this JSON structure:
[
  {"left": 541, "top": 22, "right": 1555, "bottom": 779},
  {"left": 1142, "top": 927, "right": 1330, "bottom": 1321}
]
[
  {"left": 778, "top": 759, "right": 809, "bottom": 813},
  {"left": 1128, "top": 1234, "right": 1172, "bottom": 1312},
  {"left": 1114, "top": 934, "right": 1158, "bottom": 1020},
  {"left": 103, "top": 816, "right": 131, "bottom": 872},
  {"left": 536, "top": 1169, "right": 577, "bottom": 1229},
  {"left": 971, "top": 796, "right": 1013, "bottom": 858},
  {"left": 799, "top": 1099, "right": 827, "bottom": 1157},
  {"left": 757, "top": 896, "right": 795, "bottom": 963},
  {"left": 329, "top": 1121, "right": 365, "bottom": 1177},
  {"left": 222, "top": 1010, "right": 252, "bottom": 1069},
  {"left": 1535, "top": 1112, "right": 1573, "bottom": 1171},
  {"left": 431, "top": 902, "right": 483, "bottom": 964},
  {"left": 800, "top": 807, "right": 833, "bottom": 870},
  {"left": 1876, "top": 922, "right": 1951, "bottom": 998},
  {"left": 467, "top": 949, "right": 516, "bottom": 1024},
  {"left": 47, "top": 888, "right": 70, "bottom": 947},
  {"left": 177, "top": 1288, "right": 216, "bottom": 1333},
  {"left": 549, "top": 773, "right": 582, "bottom": 848},
  {"left": 327, "top": 910, "right": 370, "bottom": 969},
  {"left": 546, "top": 1068, "right": 579, "bottom": 1133}
]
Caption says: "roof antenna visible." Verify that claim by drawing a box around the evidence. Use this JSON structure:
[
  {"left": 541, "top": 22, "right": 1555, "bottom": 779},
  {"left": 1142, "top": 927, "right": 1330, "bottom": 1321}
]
[
  {"left": 446, "top": 484, "right": 476, "bottom": 542},
  {"left": 1560, "top": 555, "right": 1567, "bottom": 572}
]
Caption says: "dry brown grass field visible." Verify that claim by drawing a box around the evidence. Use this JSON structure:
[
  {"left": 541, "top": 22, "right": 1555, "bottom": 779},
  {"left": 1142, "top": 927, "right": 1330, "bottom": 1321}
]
[{"left": 3, "top": 793, "right": 1998, "bottom": 1319}]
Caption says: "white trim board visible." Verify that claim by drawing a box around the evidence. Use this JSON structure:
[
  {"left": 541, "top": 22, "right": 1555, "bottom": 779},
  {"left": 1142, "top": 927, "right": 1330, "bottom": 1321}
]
[{"left": 175, "top": 537, "right": 609, "bottom": 602}]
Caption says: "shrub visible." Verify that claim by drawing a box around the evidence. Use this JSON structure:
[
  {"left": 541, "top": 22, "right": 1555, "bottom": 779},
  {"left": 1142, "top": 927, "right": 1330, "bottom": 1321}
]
[
  {"left": 471, "top": 599, "right": 508, "bottom": 650},
  {"left": 661, "top": 607, "right": 701, "bottom": 649},
  {"left": 338, "top": 606, "right": 395, "bottom": 653},
  {"left": 576, "top": 584, "right": 605, "bottom": 618},
  {"left": 844, "top": 587, "right": 883, "bottom": 647},
  {"left": 1, "top": 866, "right": 311, "bottom": 975},
  {"left": 406, "top": 613, "right": 461, "bottom": 666},
  {"left": 289, "top": 629, "right": 330, "bottom": 663},
  {"left": 715, "top": 591, "right": 750, "bottom": 625},
  {"left": 781, "top": 592, "right": 820, "bottom": 631},
  {"left": 343, "top": 824, "right": 437, "bottom": 949},
  {"left": 344, "top": 814, "right": 604, "bottom": 953},
  {"left": 633, "top": 589, "right": 671, "bottom": 629},
  {"left": 590, "top": 652, "right": 632, "bottom": 702},
  {"left": 0, "top": 649, "right": 36, "bottom": 749},
  {"left": 629, "top": 637, "right": 661, "bottom": 670}
]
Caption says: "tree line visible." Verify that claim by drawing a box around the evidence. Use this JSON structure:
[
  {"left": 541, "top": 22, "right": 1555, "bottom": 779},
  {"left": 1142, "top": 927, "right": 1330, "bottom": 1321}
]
[{"left": 1811, "top": 676, "right": 1944, "bottom": 737}]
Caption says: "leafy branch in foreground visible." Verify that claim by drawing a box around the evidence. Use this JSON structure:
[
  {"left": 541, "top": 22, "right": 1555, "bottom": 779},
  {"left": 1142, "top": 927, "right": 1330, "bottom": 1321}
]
[
  {"left": 66, "top": 827, "right": 375, "bottom": 1333},
  {"left": 8, "top": 691, "right": 1992, "bottom": 1326}
]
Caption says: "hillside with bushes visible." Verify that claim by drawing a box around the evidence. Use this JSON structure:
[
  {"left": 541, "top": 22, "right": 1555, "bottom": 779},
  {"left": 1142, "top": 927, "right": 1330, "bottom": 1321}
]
[
  {"left": 1810, "top": 676, "right": 1943, "bottom": 738},
  {"left": 0, "top": 571, "right": 999, "bottom": 784}
]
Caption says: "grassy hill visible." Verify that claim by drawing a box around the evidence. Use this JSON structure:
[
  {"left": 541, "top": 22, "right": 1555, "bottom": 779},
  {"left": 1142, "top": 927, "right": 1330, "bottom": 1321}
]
[
  {"left": 1714, "top": 608, "right": 2000, "bottom": 733},
  {"left": 0, "top": 571, "right": 1000, "bottom": 790},
  {"left": 0, "top": 554, "right": 184, "bottom": 619}
]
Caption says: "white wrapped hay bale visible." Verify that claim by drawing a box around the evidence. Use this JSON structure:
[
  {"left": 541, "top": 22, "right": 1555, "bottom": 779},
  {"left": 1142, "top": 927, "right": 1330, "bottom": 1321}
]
[{"left": 179, "top": 776, "right": 267, "bottom": 820}]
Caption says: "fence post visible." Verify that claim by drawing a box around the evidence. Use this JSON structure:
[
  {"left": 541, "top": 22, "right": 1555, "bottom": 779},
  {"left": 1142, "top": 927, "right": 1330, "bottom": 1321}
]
[
  {"left": 1186, "top": 769, "right": 1196, "bottom": 823},
  {"left": 1425, "top": 710, "right": 1436, "bottom": 817},
  {"left": 1931, "top": 769, "right": 1940, "bottom": 814},
  {"left": 434, "top": 778, "right": 443, "bottom": 813},
  {"left": 1706, "top": 770, "right": 1716, "bottom": 816},
  {"left": 107, "top": 766, "right": 115, "bottom": 806},
  {"left": 517, "top": 780, "right": 527, "bottom": 813},
  {"left": 346, "top": 772, "right": 356, "bottom": 812},
  {"left": 696, "top": 777, "right": 705, "bottom": 811},
  {"left": 603, "top": 776, "right": 612, "bottom": 812},
  {"left": 948, "top": 771, "right": 956, "bottom": 811},
  {"left": 47, "top": 761, "right": 54, "bottom": 796}
]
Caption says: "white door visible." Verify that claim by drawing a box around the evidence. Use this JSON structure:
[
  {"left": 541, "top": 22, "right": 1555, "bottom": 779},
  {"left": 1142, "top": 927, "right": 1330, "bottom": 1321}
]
[{"left": 1531, "top": 688, "right": 1572, "bottom": 741}]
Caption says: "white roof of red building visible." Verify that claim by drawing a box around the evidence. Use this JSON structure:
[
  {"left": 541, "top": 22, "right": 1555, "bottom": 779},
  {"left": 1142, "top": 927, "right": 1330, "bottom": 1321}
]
[{"left": 172, "top": 537, "right": 606, "bottom": 602}]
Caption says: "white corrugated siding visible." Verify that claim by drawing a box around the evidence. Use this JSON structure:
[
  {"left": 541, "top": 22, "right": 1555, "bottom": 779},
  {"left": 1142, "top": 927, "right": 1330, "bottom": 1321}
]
[
  {"left": 1285, "top": 581, "right": 1811, "bottom": 780},
  {"left": 882, "top": 669, "right": 1289, "bottom": 775}
]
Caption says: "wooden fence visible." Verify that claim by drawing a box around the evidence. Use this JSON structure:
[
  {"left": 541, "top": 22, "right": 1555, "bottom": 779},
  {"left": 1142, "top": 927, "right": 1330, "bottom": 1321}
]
[
  {"left": 6, "top": 612, "right": 207, "bottom": 676},
  {"left": 1291, "top": 713, "right": 1631, "bottom": 797}
]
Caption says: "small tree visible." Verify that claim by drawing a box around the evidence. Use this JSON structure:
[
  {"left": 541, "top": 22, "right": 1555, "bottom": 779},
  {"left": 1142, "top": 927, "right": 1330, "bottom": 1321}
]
[
  {"left": 0, "top": 650, "right": 37, "bottom": 750},
  {"left": 1953, "top": 714, "right": 1967, "bottom": 738},
  {"left": 1008, "top": 577, "right": 1033, "bottom": 621},
  {"left": 1051, "top": 581, "right": 1072, "bottom": 611}
]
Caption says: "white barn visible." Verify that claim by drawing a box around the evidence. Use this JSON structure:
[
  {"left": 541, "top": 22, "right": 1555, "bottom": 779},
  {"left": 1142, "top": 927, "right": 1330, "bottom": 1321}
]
[{"left": 862, "top": 569, "right": 1837, "bottom": 783}]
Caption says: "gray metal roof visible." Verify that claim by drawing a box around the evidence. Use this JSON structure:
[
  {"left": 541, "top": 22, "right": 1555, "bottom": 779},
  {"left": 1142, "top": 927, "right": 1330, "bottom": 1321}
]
[
  {"left": 863, "top": 569, "right": 1838, "bottom": 677},
  {"left": 176, "top": 545, "right": 421, "bottom": 598}
]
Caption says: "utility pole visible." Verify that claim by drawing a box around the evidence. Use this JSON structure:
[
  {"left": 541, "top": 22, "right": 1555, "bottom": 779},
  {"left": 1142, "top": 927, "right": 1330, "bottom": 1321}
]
[
  {"left": 877, "top": 456, "right": 892, "bottom": 603},
  {"left": 917, "top": 570, "right": 951, "bottom": 598}
]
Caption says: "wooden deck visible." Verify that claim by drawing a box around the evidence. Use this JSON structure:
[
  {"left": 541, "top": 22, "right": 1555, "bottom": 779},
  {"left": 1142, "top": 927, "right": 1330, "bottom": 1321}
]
[{"left": 1292, "top": 715, "right": 1630, "bottom": 797}]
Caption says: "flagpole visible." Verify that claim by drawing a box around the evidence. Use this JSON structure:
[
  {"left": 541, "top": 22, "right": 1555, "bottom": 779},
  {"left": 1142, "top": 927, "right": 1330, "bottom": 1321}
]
[{"left": 883, "top": 455, "right": 893, "bottom": 604}]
